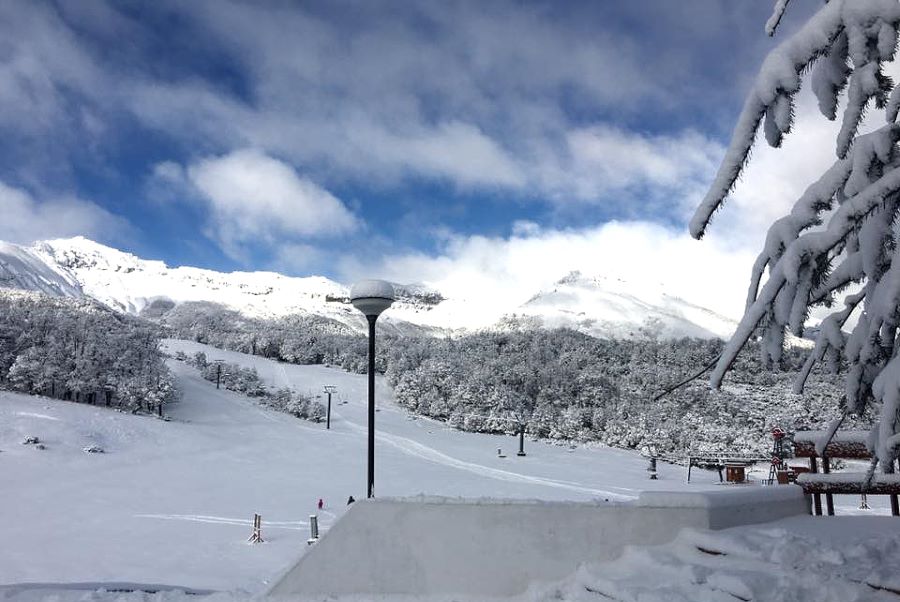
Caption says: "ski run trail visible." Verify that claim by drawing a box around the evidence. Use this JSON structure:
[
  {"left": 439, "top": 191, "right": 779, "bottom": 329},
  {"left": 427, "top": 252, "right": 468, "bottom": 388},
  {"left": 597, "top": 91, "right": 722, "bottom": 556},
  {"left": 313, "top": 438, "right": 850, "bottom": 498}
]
[{"left": 1, "top": 339, "right": 893, "bottom": 599}]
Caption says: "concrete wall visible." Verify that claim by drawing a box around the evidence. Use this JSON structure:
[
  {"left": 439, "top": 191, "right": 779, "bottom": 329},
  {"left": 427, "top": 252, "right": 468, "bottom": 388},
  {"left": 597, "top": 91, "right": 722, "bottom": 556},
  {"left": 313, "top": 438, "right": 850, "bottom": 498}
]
[
  {"left": 636, "top": 484, "right": 810, "bottom": 529},
  {"left": 267, "top": 487, "right": 809, "bottom": 599}
]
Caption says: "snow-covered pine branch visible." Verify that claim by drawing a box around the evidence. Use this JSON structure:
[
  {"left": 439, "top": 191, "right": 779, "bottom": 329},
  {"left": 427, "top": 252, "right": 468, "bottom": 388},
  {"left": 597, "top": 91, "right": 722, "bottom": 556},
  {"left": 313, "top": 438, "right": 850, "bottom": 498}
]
[
  {"left": 766, "top": 0, "right": 792, "bottom": 38},
  {"left": 692, "top": 0, "right": 900, "bottom": 238},
  {"left": 694, "top": 0, "right": 900, "bottom": 472}
]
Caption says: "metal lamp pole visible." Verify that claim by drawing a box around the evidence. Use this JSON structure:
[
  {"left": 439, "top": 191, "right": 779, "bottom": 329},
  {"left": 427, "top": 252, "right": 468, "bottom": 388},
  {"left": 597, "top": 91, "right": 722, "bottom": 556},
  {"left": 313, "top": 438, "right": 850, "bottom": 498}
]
[
  {"left": 365, "top": 315, "right": 377, "bottom": 497},
  {"left": 350, "top": 280, "right": 394, "bottom": 499}
]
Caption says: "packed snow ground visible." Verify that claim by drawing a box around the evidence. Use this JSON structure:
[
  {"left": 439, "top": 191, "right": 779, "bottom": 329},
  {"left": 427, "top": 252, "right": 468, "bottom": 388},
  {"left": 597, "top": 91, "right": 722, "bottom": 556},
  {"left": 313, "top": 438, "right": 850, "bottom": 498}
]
[
  {"left": 0, "top": 340, "right": 715, "bottom": 594},
  {"left": 1, "top": 340, "right": 897, "bottom": 600}
]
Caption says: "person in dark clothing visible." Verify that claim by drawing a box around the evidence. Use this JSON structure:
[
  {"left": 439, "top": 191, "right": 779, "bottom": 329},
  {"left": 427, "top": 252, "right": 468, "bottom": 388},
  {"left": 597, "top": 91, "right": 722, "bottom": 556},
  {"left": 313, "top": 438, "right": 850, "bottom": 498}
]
[{"left": 347, "top": 495, "right": 355, "bottom": 505}]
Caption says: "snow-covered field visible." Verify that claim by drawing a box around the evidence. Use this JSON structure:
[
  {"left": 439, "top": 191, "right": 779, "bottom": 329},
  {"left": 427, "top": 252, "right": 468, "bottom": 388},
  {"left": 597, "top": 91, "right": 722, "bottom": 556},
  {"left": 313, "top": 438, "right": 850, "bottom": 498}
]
[{"left": 1, "top": 340, "right": 898, "bottom": 601}]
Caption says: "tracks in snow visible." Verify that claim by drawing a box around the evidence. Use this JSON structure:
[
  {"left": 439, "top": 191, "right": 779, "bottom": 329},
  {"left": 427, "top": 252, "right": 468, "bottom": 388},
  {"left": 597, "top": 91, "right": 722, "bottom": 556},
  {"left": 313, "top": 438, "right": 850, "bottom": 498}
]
[
  {"left": 134, "top": 514, "right": 320, "bottom": 530},
  {"left": 343, "top": 422, "right": 636, "bottom": 500}
]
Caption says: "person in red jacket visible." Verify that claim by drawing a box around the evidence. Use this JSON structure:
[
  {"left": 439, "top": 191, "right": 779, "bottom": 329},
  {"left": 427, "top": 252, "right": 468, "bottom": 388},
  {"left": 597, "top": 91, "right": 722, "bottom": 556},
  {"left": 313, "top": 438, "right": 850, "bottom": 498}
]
[{"left": 317, "top": 498, "right": 324, "bottom": 510}]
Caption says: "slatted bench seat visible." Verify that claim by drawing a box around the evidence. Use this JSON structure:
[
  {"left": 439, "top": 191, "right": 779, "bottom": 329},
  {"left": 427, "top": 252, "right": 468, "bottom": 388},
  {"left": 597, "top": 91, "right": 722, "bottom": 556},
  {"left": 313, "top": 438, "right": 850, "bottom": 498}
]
[{"left": 793, "top": 430, "right": 899, "bottom": 516}]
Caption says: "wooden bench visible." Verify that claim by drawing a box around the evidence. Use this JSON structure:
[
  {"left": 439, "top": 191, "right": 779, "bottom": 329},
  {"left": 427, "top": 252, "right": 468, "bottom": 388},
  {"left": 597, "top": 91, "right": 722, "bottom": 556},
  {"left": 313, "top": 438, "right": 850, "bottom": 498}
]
[
  {"left": 686, "top": 455, "right": 767, "bottom": 483},
  {"left": 793, "top": 430, "right": 899, "bottom": 516}
]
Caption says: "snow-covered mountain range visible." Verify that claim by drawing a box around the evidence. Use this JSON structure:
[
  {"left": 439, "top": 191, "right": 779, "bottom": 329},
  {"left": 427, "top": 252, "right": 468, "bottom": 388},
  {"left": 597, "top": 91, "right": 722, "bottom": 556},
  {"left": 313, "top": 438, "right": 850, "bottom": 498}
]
[
  {"left": 517, "top": 271, "right": 737, "bottom": 340},
  {"left": 0, "top": 237, "right": 738, "bottom": 339}
]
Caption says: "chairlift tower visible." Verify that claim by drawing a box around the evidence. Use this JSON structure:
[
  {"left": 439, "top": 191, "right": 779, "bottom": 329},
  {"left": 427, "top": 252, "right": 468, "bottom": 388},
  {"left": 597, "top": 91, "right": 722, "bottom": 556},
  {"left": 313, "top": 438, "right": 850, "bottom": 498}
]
[
  {"left": 323, "top": 385, "right": 337, "bottom": 429},
  {"left": 213, "top": 359, "right": 225, "bottom": 389},
  {"left": 768, "top": 427, "right": 786, "bottom": 484},
  {"left": 516, "top": 423, "right": 527, "bottom": 457},
  {"left": 644, "top": 443, "right": 659, "bottom": 480}
]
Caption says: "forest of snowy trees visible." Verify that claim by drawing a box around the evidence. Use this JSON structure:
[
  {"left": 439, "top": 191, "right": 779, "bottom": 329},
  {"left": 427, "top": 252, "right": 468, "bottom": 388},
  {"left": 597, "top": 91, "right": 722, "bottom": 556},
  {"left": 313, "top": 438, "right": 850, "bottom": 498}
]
[
  {"left": 0, "top": 283, "right": 871, "bottom": 457},
  {"left": 157, "top": 301, "right": 865, "bottom": 456},
  {"left": 157, "top": 301, "right": 359, "bottom": 366},
  {"left": 0, "top": 290, "right": 176, "bottom": 415},
  {"left": 383, "top": 329, "right": 872, "bottom": 456},
  {"left": 0, "top": 288, "right": 870, "bottom": 456}
]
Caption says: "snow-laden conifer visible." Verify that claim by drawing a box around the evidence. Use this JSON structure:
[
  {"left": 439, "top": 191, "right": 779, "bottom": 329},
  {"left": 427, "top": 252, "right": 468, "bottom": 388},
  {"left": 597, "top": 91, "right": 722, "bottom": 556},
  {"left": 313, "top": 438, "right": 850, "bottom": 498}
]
[{"left": 692, "top": 0, "right": 900, "bottom": 472}]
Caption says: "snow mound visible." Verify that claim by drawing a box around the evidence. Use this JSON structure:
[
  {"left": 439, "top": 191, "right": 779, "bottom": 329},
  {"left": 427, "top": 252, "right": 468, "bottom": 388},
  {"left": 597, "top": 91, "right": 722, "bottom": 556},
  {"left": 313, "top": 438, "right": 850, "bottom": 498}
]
[{"left": 540, "top": 517, "right": 900, "bottom": 602}]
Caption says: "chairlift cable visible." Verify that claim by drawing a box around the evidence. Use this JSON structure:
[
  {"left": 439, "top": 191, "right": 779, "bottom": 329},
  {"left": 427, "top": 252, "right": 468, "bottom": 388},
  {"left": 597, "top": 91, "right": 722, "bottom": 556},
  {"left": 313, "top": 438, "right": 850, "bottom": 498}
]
[{"left": 651, "top": 353, "right": 722, "bottom": 403}]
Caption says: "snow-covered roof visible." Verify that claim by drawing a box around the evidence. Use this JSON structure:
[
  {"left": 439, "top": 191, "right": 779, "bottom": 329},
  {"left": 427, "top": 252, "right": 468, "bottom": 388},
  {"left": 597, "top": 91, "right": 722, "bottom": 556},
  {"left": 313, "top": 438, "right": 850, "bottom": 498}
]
[
  {"left": 797, "top": 472, "right": 900, "bottom": 485},
  {"left": 793, "top": 430, "right": 870, "bottom": 444}
]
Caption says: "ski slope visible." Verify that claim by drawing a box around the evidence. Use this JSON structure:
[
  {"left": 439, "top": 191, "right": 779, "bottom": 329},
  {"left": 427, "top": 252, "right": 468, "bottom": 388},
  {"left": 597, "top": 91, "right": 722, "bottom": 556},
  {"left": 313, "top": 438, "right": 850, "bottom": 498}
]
[
  {"left": 2, "top": 340, "right": 894, "bottom": 600},
  {"left": 0, "top": 340, "right": 723, "bottom": 595},
  {"left": 161, "top": 340, "right": 726, "bottom": 502}
]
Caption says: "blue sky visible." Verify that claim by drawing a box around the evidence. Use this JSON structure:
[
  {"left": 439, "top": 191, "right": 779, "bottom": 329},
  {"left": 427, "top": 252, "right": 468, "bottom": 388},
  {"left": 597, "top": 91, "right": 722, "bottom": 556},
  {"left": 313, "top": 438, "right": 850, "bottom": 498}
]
[{"left": 0, "top": 0, "right": 833, "bottom": 314}]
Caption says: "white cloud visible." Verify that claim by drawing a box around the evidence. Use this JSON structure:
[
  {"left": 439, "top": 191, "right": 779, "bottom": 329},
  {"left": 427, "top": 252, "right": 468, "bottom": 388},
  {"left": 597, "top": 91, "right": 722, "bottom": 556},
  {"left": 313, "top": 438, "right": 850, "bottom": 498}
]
[
  {"left": 702, "top": 87, "right": 844, "bottom": 252},
  {"left": 152, "top": 160, "right": 185, "bottom": 184},
  {"left": 339, "top": 221, "right": 755, "bottom": 326},
  {"left": 270, "top": 243, "right": 326, "bottom": 274},
  {"left": 21, "top": 0, "right": 748, "bottom": 203},
  {"left": 361, "top": 121, "right": 526, "bottom": 189},
  {"left": 538, "top": 125, "right": 723, "bottom": 205},
  {"left": 0, "top": 2, "right": 108, "bottom": 134},
  {"left": 185, "top": 149, "right": 360, "bottom": 260},
  {"left": 0, "top": 179, "right": 128, "bottom": 245},
  {"left": 0, "top": 0, "right": 857, "bottom": 303},
  {"left": 0, "top": 1, "right": 780, "bottom": 212}
]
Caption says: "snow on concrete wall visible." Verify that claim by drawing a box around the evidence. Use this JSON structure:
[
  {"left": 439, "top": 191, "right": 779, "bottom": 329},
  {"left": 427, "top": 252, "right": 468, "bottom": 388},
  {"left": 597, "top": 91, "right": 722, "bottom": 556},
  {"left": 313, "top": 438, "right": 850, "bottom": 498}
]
[
  {"left": 267, "top": 488, "right": 809, "bottom": 598},
  {"left": 636, "top": 484, "right": 810, "bottom": 529}
]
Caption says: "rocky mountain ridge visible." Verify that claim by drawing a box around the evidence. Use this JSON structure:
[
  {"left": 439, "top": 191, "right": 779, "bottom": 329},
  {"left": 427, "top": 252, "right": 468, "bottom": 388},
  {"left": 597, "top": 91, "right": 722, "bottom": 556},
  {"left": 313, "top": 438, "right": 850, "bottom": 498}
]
[{"left": 0, "top": 237, "right": 738, "bottom": 339}]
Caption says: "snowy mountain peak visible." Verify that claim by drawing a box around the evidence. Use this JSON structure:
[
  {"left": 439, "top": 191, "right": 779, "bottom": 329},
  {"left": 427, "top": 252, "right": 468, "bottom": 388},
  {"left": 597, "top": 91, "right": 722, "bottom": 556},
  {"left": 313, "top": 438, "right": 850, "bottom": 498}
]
[
  {"left": 0, "top": 241, "right": 83, "bottom": 298},
  {"left": 557, "top": 270, "right": 585, "bottom": 285},
  {"left": 36, "top": 236, "right": 149, "bottom": 273},
  {"left": 520, "top": 270, "right": 737, "bottom": 339},
  {"left": 15, "top": 237, "right": 350, "bottom": 318},
  {"left": 0, "top": 237, "right": 738, "bottom": 340},
  {"left": 391, "top": 282, "right": 445, "bottom": 307}
]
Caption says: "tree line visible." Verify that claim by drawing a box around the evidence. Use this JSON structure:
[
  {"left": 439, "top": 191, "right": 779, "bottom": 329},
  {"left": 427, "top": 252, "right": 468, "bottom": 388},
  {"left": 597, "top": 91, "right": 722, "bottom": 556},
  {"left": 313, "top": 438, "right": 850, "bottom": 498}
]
[
  {"left": 0, "top": 290, "right": 176, "bottom": 415},
  {"left": 159, "top": 302, "right": 872, "bottom": 457}
]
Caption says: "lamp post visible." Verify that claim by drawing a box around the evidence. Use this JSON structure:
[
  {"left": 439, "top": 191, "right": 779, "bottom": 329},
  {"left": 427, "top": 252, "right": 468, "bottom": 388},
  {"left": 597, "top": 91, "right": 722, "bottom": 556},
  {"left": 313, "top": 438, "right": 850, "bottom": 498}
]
[{"left": 349, "top": 279, "right": 394, "bottom": 499}]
